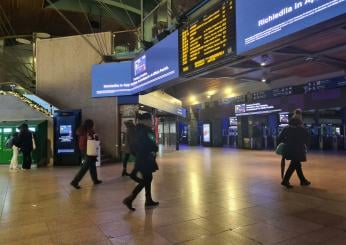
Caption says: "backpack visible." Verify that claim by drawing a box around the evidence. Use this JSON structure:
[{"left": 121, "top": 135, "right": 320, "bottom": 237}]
[{"left": 5, "top": 136, "right": 14, "bottom": 149}]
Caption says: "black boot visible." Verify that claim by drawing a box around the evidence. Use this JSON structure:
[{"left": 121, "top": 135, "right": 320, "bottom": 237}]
[
  {"left": 281, "top": 181, "right": 293, "bottom": 189},
  {"left": 301, "top": 180, "right": 311, "bottom": 186},
  {"left": 145, "top": 193, "right": 159, "bottom": 207},
  {"left": 122, "top": 168, "right": 128, "bottom": 177},
  {"left": 123, "top": 194, "right": 136, "bottom": 211}
]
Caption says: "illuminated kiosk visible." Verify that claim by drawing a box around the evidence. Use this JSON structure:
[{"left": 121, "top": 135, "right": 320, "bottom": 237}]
[{"left": 53, "top": 110, "right": 81, "bottom": 166}]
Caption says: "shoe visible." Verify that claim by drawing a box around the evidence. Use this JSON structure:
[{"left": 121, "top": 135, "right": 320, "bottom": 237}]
[
  {"left": 70, "top": 181, "right": 81, "bottom": 189},
  {"left": 122, "top": 169, "right": 128, "bottom": 177},
  {"left": 301, "top": 180, "right": 311, "bottom": 186},
  {"left": 145, "top": 200, "right": 159, "bottom": 207},
  {"left": 123, "top": 196, "right": 136, "bottom": 211},
  {"left": 281, "top": 182, "right": 293, "bottom": 189},
  {"left": 94, "top": 180, "right": 102, "bottom": 185}
]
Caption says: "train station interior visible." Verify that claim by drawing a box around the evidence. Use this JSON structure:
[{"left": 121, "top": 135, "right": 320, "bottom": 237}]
[{"left": 0, "top": 0, "right": 346, "bottom": 244}]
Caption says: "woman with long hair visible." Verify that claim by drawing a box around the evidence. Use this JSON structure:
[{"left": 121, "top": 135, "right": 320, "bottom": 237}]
[{"left": 70, "top": 119, "right": 102, "bottom": 189}]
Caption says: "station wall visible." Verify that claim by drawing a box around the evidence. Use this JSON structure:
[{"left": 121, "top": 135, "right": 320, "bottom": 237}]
[{"left": 36, "top": 32, "right": 119, "bottom": 159}]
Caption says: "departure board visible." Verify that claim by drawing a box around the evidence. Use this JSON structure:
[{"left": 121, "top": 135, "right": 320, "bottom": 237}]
[{"left": 180, "top": 0, "right": 235, "bottom": 75}]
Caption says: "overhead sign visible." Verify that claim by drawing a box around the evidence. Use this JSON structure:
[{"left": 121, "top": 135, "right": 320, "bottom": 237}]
[
  {"left": 236, "top": 0, "right": 346, "bottom": 54},
  {"left": 235, "top": 103, "right": 282, "bottom": 116},
  {"left": 132, "top": 30, "right": 179, "bottom": 92},
  {"left": 180, "top": 0, "right": 235, "bottom": 75},
  {"left": 92, "top": 31, "right": 179, "bottom": 97},
  {"left": 92, "top": 61, "right": 133, "bottom": 97}
]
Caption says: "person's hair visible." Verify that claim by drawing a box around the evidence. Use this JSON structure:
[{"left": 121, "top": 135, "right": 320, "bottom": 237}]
[
  {"left": 79, "top": 119, "right": 94, "bottom": 134},
  {"left": 292, "top": 108, "right": 303, "bottom": 121},
  {"left": 20, "top": 123, "right": 28, "bottom": 131},
  {"left": 137, "top": 113, "right": 151, "bottom": 121}
]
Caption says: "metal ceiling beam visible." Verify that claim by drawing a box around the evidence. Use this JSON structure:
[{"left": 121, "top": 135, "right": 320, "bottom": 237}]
[{"left": 97, "top": 0, "right": 141, "bottom": 15}]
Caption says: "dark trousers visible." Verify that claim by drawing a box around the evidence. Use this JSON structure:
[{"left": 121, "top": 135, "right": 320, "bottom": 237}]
[
  {"left": 131, "top": 172, "right": 153, "bottom": 200},
  {"left": 282, "top": 160, "right": 306, "bottom": 183},
  {"left": 72, "top": 155, "right": 98, "bottom": 184},
  {"left": 22, "top": 150, "right": 32, "bottom": 169},
  {"left": 123, "top": 153, "right": 130, "bottom": 169}
]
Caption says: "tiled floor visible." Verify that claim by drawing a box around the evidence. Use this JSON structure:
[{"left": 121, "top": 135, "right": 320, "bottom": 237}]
[{"left": 1, "top": 147, "right": 346, "bottom": 244}]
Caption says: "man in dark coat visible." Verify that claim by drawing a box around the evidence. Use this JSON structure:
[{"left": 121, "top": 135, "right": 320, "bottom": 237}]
[
  {"left": 123, "top": 113, "right": 159, "bottom": 211},
  {"left": 18, "top": 123, "right": 34, "bottom": 170},
  {"left": 278, "top": 109, "right": 311, "bottom": 188}
]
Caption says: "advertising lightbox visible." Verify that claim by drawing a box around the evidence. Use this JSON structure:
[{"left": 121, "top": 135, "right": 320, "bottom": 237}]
[
  {"left": 236, "top": 0, "right": 346, "bottom": 54},
  {"left": 92, "top": 31, "right": 179, "bottom": 97},
  {"left": 203, "top": 124, "right": 211, "bottom": 143},
  {"left": 132, "top": 30, "right": 179, "bottom": 92},
  {"left": 92, "top": 61, "right": 133, "bottom": 97}
]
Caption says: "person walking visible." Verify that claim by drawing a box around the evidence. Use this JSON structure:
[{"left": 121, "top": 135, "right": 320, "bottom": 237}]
[
  {"left": 9, "top": 132, "right": 20, "bottom": 171},
  {"left": 122, "top": 120, "right": 136, "bottom": 177},
  {"left": 279, "top": 109, "right": 311, "bottom": 189},
  {"left": 70, "top": 119, "right": 102, "bottom": 189},
  {"left": 123, "top": 113, "right": 159, "bottom": 211},
  {"left": 18, "top": 123, "right": 35, "bottom": 170}
]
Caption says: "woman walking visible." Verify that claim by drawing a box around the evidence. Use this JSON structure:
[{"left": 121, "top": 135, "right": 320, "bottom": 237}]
[
  {"left": 70, "top": 119, "right": 102, "bottom": 189},
  {"left": 123, "top": 113, "right": 159, "bottom": 211},
  {"left": 279, "top": 109, "right": 311, "bottom": 188}
]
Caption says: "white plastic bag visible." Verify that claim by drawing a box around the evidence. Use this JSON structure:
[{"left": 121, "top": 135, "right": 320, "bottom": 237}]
[{"left": 87, "top": 139, "right": 100, "bottom": 156}]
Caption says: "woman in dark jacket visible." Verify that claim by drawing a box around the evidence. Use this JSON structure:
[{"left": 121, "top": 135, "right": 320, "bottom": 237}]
[
  {"left": 70, "top": 119, "right": 102, "bottom": 189},
  {"left": 278, "top": 110, "right": 311, "bottom": 188},
  {"left": 18, "top": 123, "right": 34, "bottom": 170},
  {"left": 123, "top": 113, "right": 159, "bottom": 211}
]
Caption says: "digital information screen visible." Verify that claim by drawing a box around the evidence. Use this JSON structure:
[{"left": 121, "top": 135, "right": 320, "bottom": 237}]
[
  {"left": 180, "top": 0, "right": 235, "bottom": 75},
  {"left": 132, "top": 30, "right": 179, "bottom": 92},
  {"left": 236, "top": 0, "right": 346, "bottom": 54},
  {"left": 92, "top": 31, "right": 179, "bottom": 97},
  {"left": 203, "top": 124, "right": 211, "bottom": 143},
  {"left": 92, "top": 61, "right": 133, "bottom": 97},
  {"left": 279, "top": 112, "right": 289, "bottom": 124},
  {"left": 235, "top": 103, "right": 282, "bottom": 116}
]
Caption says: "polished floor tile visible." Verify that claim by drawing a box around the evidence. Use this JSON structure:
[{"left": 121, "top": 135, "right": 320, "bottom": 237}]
[{"left": 1, "top": 147, "right": 346, "bottom": 244}]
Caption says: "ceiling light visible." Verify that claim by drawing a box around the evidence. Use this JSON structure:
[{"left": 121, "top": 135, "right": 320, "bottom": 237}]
[
  {"left": 207, "top": 95, "right": 211, "bottom": 99},
  {"left": 261, "top": 78, "right": 267, "bottom": 83},
  {"left": 260, "top": 62, "right": 266, "bottom": 66},
  {"left": 224, "top": 87, "right": 232, "bottom": 94},
  {"left": 189, "top": 95, "right": 196, "bottom": 102}
]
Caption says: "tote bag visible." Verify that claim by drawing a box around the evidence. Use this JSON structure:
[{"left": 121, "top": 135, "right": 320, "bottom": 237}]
[
  {"left": 87, "top": 139, "right": 100, "bottom": 156},
  {"left": 275, "top": 143, "right": 285, "bottom": 156}
]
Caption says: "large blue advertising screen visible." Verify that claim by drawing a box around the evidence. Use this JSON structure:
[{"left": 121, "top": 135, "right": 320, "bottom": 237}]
[
  {"left": 92, "top": 61, "right": 133, "bottom": 97},
  {"left": 236, "top": 0, "right": 346, "bottom": 54},
  {"left": 132, "top": 30, "right": 179, "bottom": 92},
  {"left": 92, "top": 30, "right": 179, "bottom": 97}
]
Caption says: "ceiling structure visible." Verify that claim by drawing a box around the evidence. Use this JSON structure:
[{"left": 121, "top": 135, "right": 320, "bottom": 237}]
[{"left": 166, "top": 14, "right": 346, "bottom": 105}]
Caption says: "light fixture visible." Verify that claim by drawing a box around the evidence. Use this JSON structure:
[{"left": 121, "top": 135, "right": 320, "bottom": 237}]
[
  {"left": 224, "top": 87, "right": 232, "bottom": 94},
  {"left": 261, "top": 78, "right": 267, "bottom": 83},
  {"left": 260, "top": 54, "right": 269, "bottom": 66},
  {"left": 207, "top": 95, "right": 211, "bottom": 99},
  {"left": 189, "top": 95, "right": 196, "bottom": 102}
]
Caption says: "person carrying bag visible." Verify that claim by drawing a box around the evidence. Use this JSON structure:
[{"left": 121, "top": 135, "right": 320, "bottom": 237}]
[{"left": 70, "top": 119, "right": 102, "bottom": 189}]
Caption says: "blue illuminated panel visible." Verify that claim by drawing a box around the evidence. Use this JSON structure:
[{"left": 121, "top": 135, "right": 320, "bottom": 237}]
[
  {"left": 92, "top": 61, "right": 133, "bottom": 97},
  {"left": 132, "top": 30, "right": 179, "bottom": 92},
  {"left": 236, "top": 0, "right": 346, "bottom": 54}
]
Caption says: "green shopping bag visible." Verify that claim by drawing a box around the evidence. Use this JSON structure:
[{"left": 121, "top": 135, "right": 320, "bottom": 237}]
[{"left": 275, "top": 143, "right": 286, "bottom": 156}]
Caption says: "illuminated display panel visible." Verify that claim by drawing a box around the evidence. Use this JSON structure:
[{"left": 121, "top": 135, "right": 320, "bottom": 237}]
[
  {"left": 180, "top": 0, "right": 235, "bottom": 75},
  {"left": 236, "top": 0, "right": 346, "bottom": 54}
]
